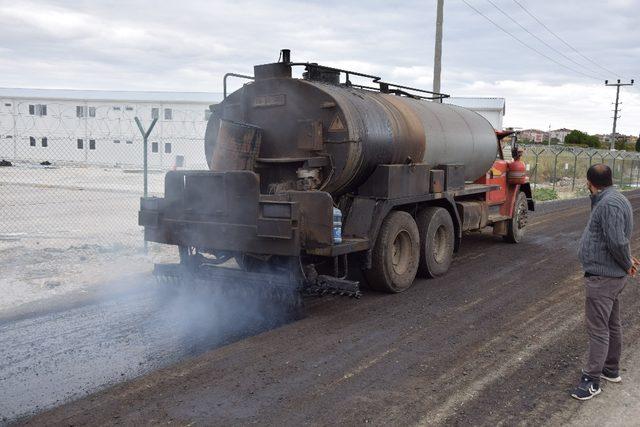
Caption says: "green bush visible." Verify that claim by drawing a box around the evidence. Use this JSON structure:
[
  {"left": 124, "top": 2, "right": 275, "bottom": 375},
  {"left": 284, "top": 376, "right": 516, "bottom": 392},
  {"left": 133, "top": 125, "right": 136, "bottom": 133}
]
[
  {"left": 533, "top": 188, "right": 559, "bottom": 201},
  {"left": 564, "top": 130, "right": 601, "bottom": 148}
]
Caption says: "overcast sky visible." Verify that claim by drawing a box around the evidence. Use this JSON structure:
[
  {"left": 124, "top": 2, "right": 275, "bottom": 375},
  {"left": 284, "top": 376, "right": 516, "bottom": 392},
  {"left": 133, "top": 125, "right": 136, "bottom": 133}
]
[{"left": 0, "top": 0, "right": 638, "bottom": 134}]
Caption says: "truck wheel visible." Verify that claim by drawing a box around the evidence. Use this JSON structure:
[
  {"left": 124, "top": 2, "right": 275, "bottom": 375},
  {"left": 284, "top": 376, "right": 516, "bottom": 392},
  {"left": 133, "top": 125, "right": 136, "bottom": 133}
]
[
  {"left": 417, "top": 207, "right": 454, "bottom": 278},
  {"left": 366, "top": 211, "right": 420, "bottom": 293},
  {"left": 504, "top": 192, "right": 528, "bottom": 243}
]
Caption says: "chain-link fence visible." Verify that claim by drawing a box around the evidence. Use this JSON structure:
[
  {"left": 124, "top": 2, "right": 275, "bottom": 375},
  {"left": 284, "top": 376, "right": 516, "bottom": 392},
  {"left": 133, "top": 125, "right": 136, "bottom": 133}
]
[
  {"left": 2, "top": 103, "right": 638, "bottom": 302},
  {"left": 516, "top": 144, "right": 640, "bottom": 195},
  {"left": 3, "top": 109, "right": 639, "bottom": 252},
  {"left": 0, "top": 103, "right": 211, "bottom": 252}
]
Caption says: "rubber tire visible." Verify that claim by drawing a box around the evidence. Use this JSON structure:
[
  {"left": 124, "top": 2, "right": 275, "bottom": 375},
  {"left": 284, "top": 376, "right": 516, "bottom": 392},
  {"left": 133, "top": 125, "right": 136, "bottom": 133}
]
[
  {"left": 504, "top": 192, "right": 528, "bottom": 243},
  {"left": 365, "top": 211, "right": 420, "bottom": 293},
  {"left": 416, "top": 207, "right": 455, "bottom": 278}
]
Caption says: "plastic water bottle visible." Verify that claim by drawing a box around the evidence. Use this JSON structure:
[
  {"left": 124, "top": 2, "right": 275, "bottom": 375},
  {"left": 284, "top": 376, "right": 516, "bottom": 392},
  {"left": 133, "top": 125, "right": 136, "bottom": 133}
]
[{"left": 332, "top": 207, "right": 342, "bottom": 244}]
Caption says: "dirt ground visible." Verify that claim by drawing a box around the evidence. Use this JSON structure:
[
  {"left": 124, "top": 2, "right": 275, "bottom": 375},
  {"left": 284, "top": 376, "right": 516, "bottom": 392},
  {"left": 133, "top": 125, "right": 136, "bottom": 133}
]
[{"left": 13, "top": 191, "right": 640, "bottom": 426}]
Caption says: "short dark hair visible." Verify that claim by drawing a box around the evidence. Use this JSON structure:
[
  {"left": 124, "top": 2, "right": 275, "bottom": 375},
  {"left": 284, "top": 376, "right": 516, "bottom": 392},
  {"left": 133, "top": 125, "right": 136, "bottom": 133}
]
[{"left": 587, "top": 163, "right": 613, "bottom": 188}]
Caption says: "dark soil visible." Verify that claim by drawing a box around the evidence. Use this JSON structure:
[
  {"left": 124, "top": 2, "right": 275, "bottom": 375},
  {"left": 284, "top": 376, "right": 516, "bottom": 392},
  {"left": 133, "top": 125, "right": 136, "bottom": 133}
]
[{"left": 20, "top": 192, "right": 640, "bottom": 426}]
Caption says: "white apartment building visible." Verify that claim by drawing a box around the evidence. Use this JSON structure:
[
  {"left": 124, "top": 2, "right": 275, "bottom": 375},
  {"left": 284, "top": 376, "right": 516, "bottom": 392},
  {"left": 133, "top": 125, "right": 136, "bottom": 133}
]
[
  {"left": 0, "top": 88, "right": 221, "bottom": 169},
  {"left": 550, "top": 128, "right": 572, "bottom": 143}
]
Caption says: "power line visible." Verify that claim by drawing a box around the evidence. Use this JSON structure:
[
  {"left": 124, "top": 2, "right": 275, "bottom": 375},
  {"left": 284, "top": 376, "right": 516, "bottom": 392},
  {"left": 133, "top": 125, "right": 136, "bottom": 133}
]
[
  {"left": 485, "top": 0, "right": 608, "bottom": 79},
  {"left": 461, "top": 0, "right": 601, "bottom": 81},
  {"left": 511, "top": 0, "right": 622, "bottom": 78}
]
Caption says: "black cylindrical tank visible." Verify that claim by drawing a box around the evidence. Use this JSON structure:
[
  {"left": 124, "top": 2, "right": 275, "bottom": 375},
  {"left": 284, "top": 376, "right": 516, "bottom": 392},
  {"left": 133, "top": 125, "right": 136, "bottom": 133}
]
[{"left": 205, "top": 69, "right": 497, "bottom": 195}]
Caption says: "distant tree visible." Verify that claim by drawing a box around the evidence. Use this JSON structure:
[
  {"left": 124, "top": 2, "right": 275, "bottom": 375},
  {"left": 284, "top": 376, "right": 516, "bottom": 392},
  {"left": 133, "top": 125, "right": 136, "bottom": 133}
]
[
  {"left": 588, "top": 135, "right": 602, "bottom": 149},
  {"left": 550, "top": 137, "right": 560, "bottom": 144},
  {"left": 564, "top": 130, "right": 601, "bottom": 148},
  {"left": 636, "top": 135, "right": 640, "bottom": 152}
]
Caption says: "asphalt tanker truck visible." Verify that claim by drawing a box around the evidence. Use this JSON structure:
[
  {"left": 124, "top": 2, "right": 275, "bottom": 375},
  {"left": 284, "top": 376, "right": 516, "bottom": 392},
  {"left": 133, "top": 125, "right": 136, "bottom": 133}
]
[{"left": 139, "top": 50, "right": 534, "bottom": 299}]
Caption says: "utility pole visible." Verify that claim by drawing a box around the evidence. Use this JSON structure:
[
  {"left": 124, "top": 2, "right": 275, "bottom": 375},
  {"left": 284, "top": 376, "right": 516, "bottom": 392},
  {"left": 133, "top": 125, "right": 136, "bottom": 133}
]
[
  {"left": 605, "top": 79, "right": 634, "bottom": 150},
  {"left": 433, "top": 0, "right": 444, "bottom": 101}
]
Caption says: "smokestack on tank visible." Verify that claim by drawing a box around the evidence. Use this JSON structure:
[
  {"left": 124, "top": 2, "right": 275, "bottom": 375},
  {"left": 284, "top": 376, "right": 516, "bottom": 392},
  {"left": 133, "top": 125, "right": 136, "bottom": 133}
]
[{"left": 280, "top": 49, "right": 291, "bottom": 64}]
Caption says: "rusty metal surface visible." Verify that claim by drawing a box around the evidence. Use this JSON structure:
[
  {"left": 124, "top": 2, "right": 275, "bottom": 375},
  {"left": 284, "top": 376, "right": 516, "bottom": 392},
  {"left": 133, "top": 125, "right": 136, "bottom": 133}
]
[
  {"left": 430, "top": 169, "right": 445, "bottom": 193},
  {"left": 456, "top": 201, "right": 488, "bottom": 231},
  {"left": 400, "top": 98, "right": 497, "bottom": 182},
  {"left": 211, "top": 119, "right": 262, "bottom": 172},
  {"left": 206, "top": 76, "right": 497, "bottom": 197},
  {"left": 281, "top": 190, "right": 333, "bottom": 248},
  {"left": 342, "top": 197, "right": 377, "bottom": 239}
]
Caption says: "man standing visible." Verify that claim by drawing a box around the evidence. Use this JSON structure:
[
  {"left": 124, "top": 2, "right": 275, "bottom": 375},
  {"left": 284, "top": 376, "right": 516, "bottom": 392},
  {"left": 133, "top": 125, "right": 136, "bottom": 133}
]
[{"left": 572, "top": 164, "right": 637, "bottom": 400}]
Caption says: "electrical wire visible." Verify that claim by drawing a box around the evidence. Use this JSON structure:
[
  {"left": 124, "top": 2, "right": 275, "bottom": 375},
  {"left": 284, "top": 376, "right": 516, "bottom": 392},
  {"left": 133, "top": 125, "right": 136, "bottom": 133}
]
[
  {"left": 485, "top": 0, "right": 608, "bottom": 79},
  {"left": 461, "top": 0, "right": 602, "bottom": 81},
  {"left": 512, "top": 0, "right": 621, "bottom": 78}
]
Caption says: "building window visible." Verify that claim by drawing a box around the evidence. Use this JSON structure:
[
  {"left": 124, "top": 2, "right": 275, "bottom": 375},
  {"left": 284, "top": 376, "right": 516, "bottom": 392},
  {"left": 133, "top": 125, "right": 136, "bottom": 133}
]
[
  {"left": 77, "top": 106, "right": 96, "bottom": 118},
  {"left": 114, "top": 139, "right": 120, "bottom": 144},
  {"left": 151, "top": 142, "right": 158, "bottom": 153},
  {"left": 164, "top": 108, "right": 172, "bottom": 120},
  {"left": 204, "top": 109, "right": 213, "bottom": 121},
  {"left": 29, "top": 136, "right": 36, "bottom": 146},
  {"left": 126, "top": 140, "right": 132, "bottom": 144},
  {"left": 151, "top": 108, "right": 159, "bottom": 120},
  {"left": 125, "top": 106, "right": 133, "bottom": 111},
  {"left": 30, "top": 104, "right": 47, "bottom": 116},
  {"left": 4, "top": 103, "right": 11, "bottom": 107},
  {"left": 41, "top": 137, "right": 48, "bottom": 147},
  {"left": 77, "top": 139, "right": 83, "bottom": 149},
  {"left": 164, "top": 143, "right": 172, "bottom": 153},
  {"left": 89, "top": 139, "right": 96, "bottom": 150},
  {"left": 113, "top": 106, "right": 121, "bottom": 111}
]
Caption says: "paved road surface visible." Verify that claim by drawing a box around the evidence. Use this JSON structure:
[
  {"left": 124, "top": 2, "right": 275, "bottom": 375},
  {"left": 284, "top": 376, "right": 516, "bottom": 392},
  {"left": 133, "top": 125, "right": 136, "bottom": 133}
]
[{"left": 10, "top": 192, "right": 640, "bottom": 425}]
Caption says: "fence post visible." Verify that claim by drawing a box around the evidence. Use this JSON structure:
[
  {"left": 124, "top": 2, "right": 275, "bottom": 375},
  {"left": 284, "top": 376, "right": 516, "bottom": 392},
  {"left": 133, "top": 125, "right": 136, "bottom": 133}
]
[
  {"left": 551, "top": 148, "right": 564, "bottom": 191},
  {"left": 135, "top": 116, "right": 158, "bottom": 253},
  {"left": 571, "top": 148, "right": 583, "bottom": 191},
  {"left": 531, "top": 147, "right": 545, "bottom": 190}
]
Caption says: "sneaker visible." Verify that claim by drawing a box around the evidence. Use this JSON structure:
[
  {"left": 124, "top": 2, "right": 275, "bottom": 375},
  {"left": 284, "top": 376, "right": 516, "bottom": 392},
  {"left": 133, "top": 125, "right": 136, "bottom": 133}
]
[
  {"left": 571, "top": 374, "right": 601, "bottom": 400},
  {"left": 601, "top": 367, "right": 622, "bottom": 383}
]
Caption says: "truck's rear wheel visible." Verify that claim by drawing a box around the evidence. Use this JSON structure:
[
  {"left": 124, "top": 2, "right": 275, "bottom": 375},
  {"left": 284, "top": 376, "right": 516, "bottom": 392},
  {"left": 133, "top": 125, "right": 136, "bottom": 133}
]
[
  {"left": 366, "top": 211, "right": 419, "bottom": 293},
  {"left": 504, "top": 192, "right": 528, "bottom": 243},
  {"left": 417, "top": 207, "right": 454, "bottom": 278}
]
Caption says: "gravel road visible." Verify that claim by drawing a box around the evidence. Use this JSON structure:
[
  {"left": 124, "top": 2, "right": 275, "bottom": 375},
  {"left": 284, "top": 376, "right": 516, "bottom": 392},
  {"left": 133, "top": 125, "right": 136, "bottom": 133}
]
[{"left": 10, "top": 191, "right": 640, "bottom": 426}]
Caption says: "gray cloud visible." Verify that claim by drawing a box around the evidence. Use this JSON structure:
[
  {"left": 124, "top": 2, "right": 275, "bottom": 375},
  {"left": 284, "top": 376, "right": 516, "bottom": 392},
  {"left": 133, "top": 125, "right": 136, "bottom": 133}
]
[{"left": 0, "top": 0, "right": 638, "bottom": 134}]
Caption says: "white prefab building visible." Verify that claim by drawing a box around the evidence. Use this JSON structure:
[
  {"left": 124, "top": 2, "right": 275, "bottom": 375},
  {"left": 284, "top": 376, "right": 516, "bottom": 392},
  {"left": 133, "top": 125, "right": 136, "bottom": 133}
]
[
  {"left": 0, "top": 88, "right": 222, "bottom": 169},
  {"left": 443, "top": 97, "right": 506, "bottom": 130},
  {"left": 0, "top": 89, "right": 507, "bottom": 169}
]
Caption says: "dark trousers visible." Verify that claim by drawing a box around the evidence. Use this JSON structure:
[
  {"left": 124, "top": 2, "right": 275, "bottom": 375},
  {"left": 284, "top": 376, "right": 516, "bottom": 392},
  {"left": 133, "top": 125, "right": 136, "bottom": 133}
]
[{"left": 584, "top": 275, "right": 627, "bottom": 379}]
